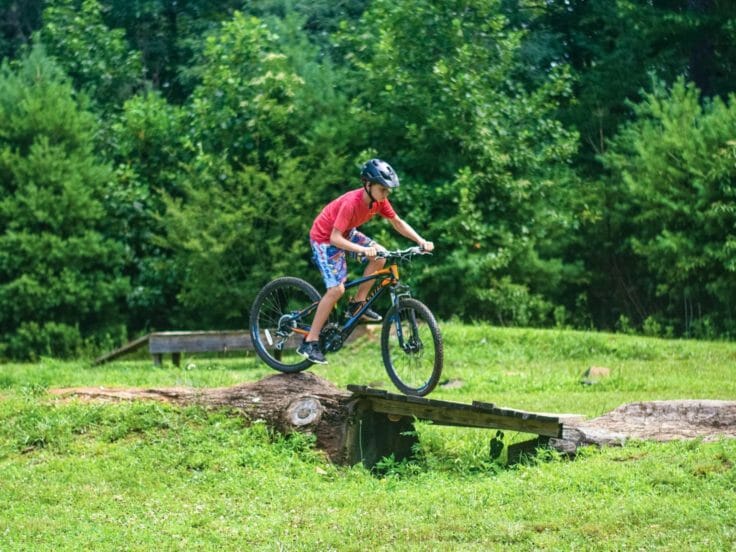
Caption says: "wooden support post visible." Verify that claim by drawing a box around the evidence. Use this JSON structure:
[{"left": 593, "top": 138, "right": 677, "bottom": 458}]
[
  {"left": 152, "top": 353, "right": 162, "bottom": 366},
  {"left": 506, "top": 436, "right": 550, "bottom": 464},
  {"left": 172, "top": 352, "right": 181, "bottom": 367},
  {"left": 343, "top": 399, "right": 418, "bottom": 468}
]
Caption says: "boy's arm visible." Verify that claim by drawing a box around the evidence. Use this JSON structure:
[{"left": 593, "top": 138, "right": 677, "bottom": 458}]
[
  {"left": 389, "top": 216, "right": 434, "bottom": 252},
  {"left": 330, "top": 228, "right": 378, "bottom": 257}
]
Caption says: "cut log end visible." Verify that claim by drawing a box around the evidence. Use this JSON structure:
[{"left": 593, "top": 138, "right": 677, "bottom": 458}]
[{"left": 285, "top": 396, "right": 324, "bottom": 427}]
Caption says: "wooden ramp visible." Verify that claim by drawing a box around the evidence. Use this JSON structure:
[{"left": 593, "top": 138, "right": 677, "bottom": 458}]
[
  {"left": 93, "top": 330, "right": 252, "bottom": 366},
  {"left": 345, "top": 385, "right": 563, "bottom": 466},
  {"left": 94, "top": 327, "right": 371, "bottom": 366},
  {"left": 348, "top": 385, "right": 562, "bottom": 437},
  {"left": 92, "top": 333, "right": 152, "bottom": 365}
]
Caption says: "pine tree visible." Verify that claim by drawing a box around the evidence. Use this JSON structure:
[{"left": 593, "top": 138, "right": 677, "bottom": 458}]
[
  {"left": 601, "top": 79, "right": 736, "bottom": 336},
  {"left": 0, "top": 46, "right": 129, "bottom": 359}
]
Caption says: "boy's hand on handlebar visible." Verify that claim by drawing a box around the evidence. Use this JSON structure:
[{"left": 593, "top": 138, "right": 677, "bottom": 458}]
[
  {"left": 362, "top": 245, "right": 378, "bottom": 258},
  {"left": 419, "top": 240, "right": 434, "bottom": 252},
  {"left": 363, "top": 243, "right": 387, "bottom": 258}
]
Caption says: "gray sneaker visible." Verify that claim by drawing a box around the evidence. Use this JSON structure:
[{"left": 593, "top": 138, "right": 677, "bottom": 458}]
[{"left": 297, "top": 340, "right": 327, "bottom": 364}]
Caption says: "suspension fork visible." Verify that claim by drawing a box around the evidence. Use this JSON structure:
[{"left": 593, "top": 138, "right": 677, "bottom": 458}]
[{"left": 389, "top": 283, "right": 413, "bottom": 347}]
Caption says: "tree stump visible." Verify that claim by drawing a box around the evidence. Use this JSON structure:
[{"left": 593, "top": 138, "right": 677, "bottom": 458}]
[{"left": 50, "top": 372, "right": 417, "bottom": 467}]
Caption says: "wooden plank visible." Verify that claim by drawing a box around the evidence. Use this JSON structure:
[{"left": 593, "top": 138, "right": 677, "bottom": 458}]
[
  {"left": 348, "top": 386, "right": 561, "bottom": 436},
  {"left": 347, "top": 385, "right": 388, "bottom": 398},
  {"left": 352, "top": 387, "right": 471, "bottom": 410},
  {"left": 364, "top": 396, "right": 562, "bottom": 437},
  {"left": 148, "top": 331, "right": 252, "bottom": 354},
  {"left": 93, "top": 334, "right": 150, "bottom": 365}
]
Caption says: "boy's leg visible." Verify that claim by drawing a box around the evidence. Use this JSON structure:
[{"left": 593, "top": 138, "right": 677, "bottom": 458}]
[
  {"left": 307, "top": 240, "right": 348, "bottom": 345},
  {"left": 306, "top": 284, "right": 344, "bottom": 342},
  {"left": 347, "top": 230, "right": 386, "bottom": 302}
]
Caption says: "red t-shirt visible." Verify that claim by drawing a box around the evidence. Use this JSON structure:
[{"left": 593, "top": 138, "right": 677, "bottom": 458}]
[{"left": 309, "top": 188, "right": 396, "bottom": 243}]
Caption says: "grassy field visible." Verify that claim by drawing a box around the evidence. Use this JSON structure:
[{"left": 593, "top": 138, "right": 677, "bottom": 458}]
[{"left": 1, "top": 324, "right": 735, "bottom": 550}]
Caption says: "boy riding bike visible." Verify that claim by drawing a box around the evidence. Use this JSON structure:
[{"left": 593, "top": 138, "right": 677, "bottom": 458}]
[{"left": 298, "top": 158, "right": 434, "bottom": 364}]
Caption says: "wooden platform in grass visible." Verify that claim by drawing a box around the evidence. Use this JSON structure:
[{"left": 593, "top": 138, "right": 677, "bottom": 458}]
[
  {"left": 92, "top": 330, "right": 251, "bottom": 366},
  {"left": 93, "top": 327, "right": 371, "bottom": 367},
  {"left": 348, "top": 385, "right": 563, "bottom": 438}
]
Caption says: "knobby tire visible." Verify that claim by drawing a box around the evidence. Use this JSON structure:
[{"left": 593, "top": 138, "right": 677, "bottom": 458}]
[
  {"left": 381, "top": 298, "right": 443, "bottom": 396},
  {"left": 250, "top": 277, "right": 320, "bottom": 373}
]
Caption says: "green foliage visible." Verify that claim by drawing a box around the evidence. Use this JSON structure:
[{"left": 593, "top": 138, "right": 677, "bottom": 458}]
[
  {"left": 0, "top": 46, "right": 129, "bottom": 359},
  {"left": 5, "top": 321, "right": 82, "bottom": 361},
  {"left": 511, "top": 0, "right": 736, "bottom": 166},
  {"left": 0, "top": 1, "right": 43, "bottom": 60},
  {"left": 37, "top": 0, "right": 143, "bottom": 111},
  {"left": 160, "top": 10, "right": 355, "bottom": 325},
  {"left": 601, "top": 78, "right": 736, "bottom": 336},
  {"left": 106, "top": 91, "right": 186, "bottom": 330},
  {"left": 162, "top": 164, "right": 313, "bottom": 327},
  {"left": 2, "top": 1, "right": 736, "bottom": 344},
  {"left": 187, "top": 12, "right": 304, "bottom": 169},
  {"left": 102, "top": 0, "right": 248, "bottom": 102}
]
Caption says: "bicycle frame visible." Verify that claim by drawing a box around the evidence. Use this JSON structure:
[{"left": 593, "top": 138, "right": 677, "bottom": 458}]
[{"left": 287, "top": 260, "right": 410, "bottom": 343}]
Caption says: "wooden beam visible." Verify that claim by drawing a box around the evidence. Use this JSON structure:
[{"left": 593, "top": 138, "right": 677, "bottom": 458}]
[
  {"left": 93, "top": 334, "right": 150, "bottom": 365},
  {"left": 148, "top": 331, "right": 252, "bottom": 354}
]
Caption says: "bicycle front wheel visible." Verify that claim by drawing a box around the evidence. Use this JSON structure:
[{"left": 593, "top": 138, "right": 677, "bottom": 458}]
[
  {"left": 381, "top": 298, "right": 443, "bottom": 396},
  {"left": 250, "top": 276, "right": 320, "bottom": 373}
]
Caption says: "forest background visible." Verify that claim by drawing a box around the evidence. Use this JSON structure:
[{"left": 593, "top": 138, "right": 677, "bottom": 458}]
[{"left": 1, "top": 0, "right": 735, "bottom": 360}]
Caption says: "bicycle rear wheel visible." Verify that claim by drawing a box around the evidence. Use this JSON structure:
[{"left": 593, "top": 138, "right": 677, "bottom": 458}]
[
  {"left": 381, "top": 298, "right": 443, "bottom": 396},
  {"left": 250, "top": 277, "right": 320, "bottom": 373}
]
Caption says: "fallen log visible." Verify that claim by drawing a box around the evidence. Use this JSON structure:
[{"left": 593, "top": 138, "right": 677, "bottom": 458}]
[
  {"left": 551, "top": 400, "right": 736, "bottom": 454},
  {"left": 51, "top": 373, "right": 359, "bottom": 463}
]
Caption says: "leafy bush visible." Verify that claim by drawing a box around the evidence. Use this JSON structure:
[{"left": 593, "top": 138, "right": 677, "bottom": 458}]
[{"left": 6, "top": 322, "right": 82, "bottom": 361}]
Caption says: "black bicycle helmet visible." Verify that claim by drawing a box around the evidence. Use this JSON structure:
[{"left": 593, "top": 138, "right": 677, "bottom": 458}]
[{"left": 360, "top": 158, "right": 400, "bottom": 188}]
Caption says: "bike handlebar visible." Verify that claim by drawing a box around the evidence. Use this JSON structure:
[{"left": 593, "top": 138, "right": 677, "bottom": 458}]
[{"left": 376, "top": 246, "right": 430, "bottom": 260}]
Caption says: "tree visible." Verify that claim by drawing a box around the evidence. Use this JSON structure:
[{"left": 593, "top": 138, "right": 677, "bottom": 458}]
[
  {"left": 600, "top": 78, "right": 736, "bottom": 336},
  {"left": 507, "top": 0, "right": 736, "bottom": 168},
  {"left": 0, "top": 0, "right": 43, "bottom": 60},
  {"left": 106, "top": 91, "right": 186, "bottom": 332},
  {"left": 37, "top": 0, "right": 144, "bottom": 112},
  {"left": 161, "top": 11, "right": 344, "bottom": 327},
  {"left": 335, "top": 0, "right": 580, "bottom": 324},
  {"left": 0, "top": 46, "right": 129, "bottom": 359}
]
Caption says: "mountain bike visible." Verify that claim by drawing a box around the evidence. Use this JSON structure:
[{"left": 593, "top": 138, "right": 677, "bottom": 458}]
[{"left": 249, "top": 246, "right": 443, "bottom": 396}]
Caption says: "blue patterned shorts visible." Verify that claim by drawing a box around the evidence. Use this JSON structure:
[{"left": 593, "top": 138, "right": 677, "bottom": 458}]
[{"left": 311, "top": 229, "right": 373, "bottom": 289}]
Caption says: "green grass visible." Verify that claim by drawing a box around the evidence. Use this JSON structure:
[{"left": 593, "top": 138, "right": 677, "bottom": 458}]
[{"left": 1, "top": 324, "right": 735, "bottom": 550}]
